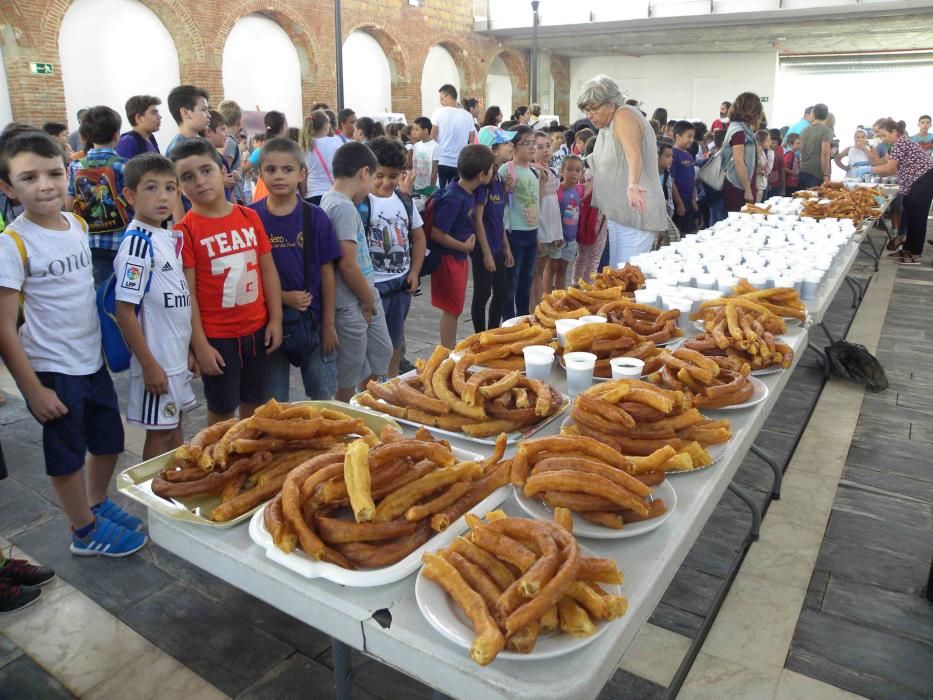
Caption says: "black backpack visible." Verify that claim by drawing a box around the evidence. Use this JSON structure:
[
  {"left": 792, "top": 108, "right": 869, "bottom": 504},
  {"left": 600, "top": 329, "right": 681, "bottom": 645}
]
[{"left": 825, "top": 341, "right": 888, "bottom": 392}]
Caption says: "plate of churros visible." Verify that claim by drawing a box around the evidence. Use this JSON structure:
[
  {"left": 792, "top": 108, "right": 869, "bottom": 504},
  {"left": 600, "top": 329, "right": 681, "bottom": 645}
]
[
  {"left": 247, "top": 431, "right": 514, "bottom": 586},
  {"left": 352, "top": 346, "right": 569, "bottom": 445},
  {"left": 415, "top": 513, "right": 626, "bottom": 664},
  {"left": 117, "top": 400, "right": 400, "bottom": 528},
  {"left": 513, "top": 480, "right": 676, "bottom": 539}
]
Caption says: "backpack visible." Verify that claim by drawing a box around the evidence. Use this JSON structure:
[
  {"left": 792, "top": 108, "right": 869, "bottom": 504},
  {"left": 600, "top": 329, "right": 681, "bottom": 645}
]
[
  {"left": 359, "top": 188, "right": 445, "bottom": 277},
  {"left": 698, "top": 150, "right": 725, "bottom": 191},
  {"left": 825, "top": 341, "right": 888, "bottom": 392},
  {"left": 96, "top": 228, "right": 154, "bottom": 372},
  {"left": 576, "top": 191, "right": 600, "bottom": 246},
  {"left": 122, "top": 130, "right": 158, "bottom": 156},
  {"left": 71, "top": 154, "right": 129, "bottom": 235}
]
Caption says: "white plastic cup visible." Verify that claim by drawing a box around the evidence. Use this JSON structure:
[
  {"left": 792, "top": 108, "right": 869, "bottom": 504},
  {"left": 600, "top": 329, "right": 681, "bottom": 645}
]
[
  {"left": 610, "top": 357, "right": 645, "bottom": 379},
  {"left": 555, "top": 318, "right": 583, "bottom": 347},
  {"left": 718, "top": 275, "right": 739, "bottom": 295},
  {"left": 564, "top": 351, "right": 597, "bottom": 396},
  {"left": 801, "top": 271, "right": 823, "bottom": 300},
  {"left": 579, "top": 315, "right": 607, "bottom": 326},
  {"left": 634, "top": 289, "right": 659, "bottom": 306},
  {"left": 522, "top": 345, "right": 555, "bottom": 380},
  {"left": 696, "top": 273, "right": 716, "bottom": 290}
]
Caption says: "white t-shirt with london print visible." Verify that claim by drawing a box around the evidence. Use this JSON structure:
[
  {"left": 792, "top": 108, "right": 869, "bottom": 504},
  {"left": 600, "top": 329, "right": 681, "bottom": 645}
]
[
  {"left": 0, "top": 213, "right": 102, "bottom": 375},
  {"left": 113, "top": 219, "right": 192, "bottom": 376}
]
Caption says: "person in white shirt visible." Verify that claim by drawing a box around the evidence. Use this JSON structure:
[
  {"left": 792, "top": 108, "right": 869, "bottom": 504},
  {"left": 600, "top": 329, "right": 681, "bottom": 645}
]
[
  {"left": 410, "top": 116, "right": 438, "bottom": 196},
  {"left": 300, "top": 110, "right": 344, "bottom": 204},
  {"left": 114, "top": 154, "right": 196, "bottom": 459},
  {"left": 431, "top": 84, "right": 476, "bottom": 188}
]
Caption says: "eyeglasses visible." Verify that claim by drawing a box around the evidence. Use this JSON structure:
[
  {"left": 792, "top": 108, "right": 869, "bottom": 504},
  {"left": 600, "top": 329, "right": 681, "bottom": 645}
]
[
  {"left": 584, "top": 104, "right": 606, "bottom": 116},
  {"left": 517, "top": 140, "right": 535, "bottom": 147}
]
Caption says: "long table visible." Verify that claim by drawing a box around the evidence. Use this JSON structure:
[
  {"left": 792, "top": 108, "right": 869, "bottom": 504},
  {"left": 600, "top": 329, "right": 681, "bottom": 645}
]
[{"left": 148, "top": 326, "right": 808, "bottom": 700}]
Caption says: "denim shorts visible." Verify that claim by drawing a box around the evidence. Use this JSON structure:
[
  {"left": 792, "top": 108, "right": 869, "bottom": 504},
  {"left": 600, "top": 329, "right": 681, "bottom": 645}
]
[{"left": 375, "top": 275, "right": 413, "bottom": 348}]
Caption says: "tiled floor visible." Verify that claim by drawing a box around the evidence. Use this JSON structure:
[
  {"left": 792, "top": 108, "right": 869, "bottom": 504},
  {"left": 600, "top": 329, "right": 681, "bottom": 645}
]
[{"left": 1, "top": 228, "right": 930, "bottom": 699}]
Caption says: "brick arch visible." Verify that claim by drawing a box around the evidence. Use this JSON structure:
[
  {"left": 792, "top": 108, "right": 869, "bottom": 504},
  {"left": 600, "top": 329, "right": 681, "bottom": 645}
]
[
  {"left": 0, "top": 1, "right": 34, "bottom": 49},
  {"left": 488, "top": 49, "right": 529, "bottom": 95},
  {"left": 214, "top": 3, "right": 323, "bottom": 115},
  {"left": 344, "top": 23, "right": 409, "bottom": 83},
  {"left": 40, "top": 0, "right": 205, "bottom": 63},
  {"left": 430, "top": 37, "right": 479, "bottom": 93}
]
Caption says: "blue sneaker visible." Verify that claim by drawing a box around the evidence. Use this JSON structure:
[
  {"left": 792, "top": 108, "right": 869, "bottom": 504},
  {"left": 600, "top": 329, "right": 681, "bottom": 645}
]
[
  {"left": 70, "top": 515, "right": 148, "bottom": 558},
  {"left": 92, "top": 498, "right": 144, "bottom": 532}
]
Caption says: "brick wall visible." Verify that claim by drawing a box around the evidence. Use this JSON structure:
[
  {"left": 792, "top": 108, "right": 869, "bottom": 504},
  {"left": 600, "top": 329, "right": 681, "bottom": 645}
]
[{"left": 0, "top": 0, "right": 561, "bottom": 127}]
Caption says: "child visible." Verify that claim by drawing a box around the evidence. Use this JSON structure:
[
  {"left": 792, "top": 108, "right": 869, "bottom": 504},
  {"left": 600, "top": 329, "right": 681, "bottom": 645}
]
[
  {"left": 573, "top": 128, "right": 594, "bottom": 156},
  {"left": 501, "top": 126, "right": 538, "bottom": 320},
  {"left": 42, "top": 122, "right": 71, "bottom": 157},
  {"left": 361, "top": 137, "right": 426, "bottom": 376},
  {"left": 205, "top": 109, "right": 236, "bottom": 202},
  {"left": 548, "top": 125, "right": 569, "bottom": 171},
  {"left": 218, "top": 100, "right": 246, "bottom": 204},
  {"left": 576, "top": 135, "right": 611, "bottom": 281},
  {"left": 671, "top": 120, "right": 697, "bottom": 235},
  {"left": 754, "top": 129, "right": 772, "bottom": 203},
  {"left": 658, "top": 141, "right": 675, "bottom": 218},
  {"left": 166, "top": 85, "right": 210, "bottom": 220},
  {"left": 834, "top": 129, "right": 876, "bottom": 179},
  {"left": 533, "top": 131, "right": 562, "bottom": 302},
  {"left": 0, "top": 129, "right": 145, "bottom": 556},
  {"left": 767, "top": 128, "right": 785, "bottom": 197},
  {"left": 165, "top": 85, "right": 210, "bottom": 158},
  {"left": 116, "top": 95, "right": 162, "bottom": 160},
  {"left": 911, "top": 115, "right": 933, "bottom": 154},
  {"left": 431, "top": 144, "right": 494, "bottom": 348},
  {"left": 65, "top": 105, "right": 130, "bottom": 286},
  {"left": 410, "top": 117, "right": 438, "bottom": 197},
  {"left": 553, "top": 155, "right": 585, "bottom": 290},
  {"left": 114, "top": 153, "right": 196, "bottom": 460},
  {"left": 472, "top": 128, "right": 516, "bottom": 332},
  {"left": 783, "top": 133, "right": 801, "bottom": 195},
  {"left": 320, "top": 142, "right": 392, "bottom": 402},
  {"left": 250, "top": 137, "right": 342, "bottom": 401},
  {"left": 171, "top": 138, "right": 283, "bottom": 424}
]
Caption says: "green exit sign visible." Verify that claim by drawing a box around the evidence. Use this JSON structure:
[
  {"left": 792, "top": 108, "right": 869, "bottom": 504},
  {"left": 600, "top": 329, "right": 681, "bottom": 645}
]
[
  {"left": 760, "top": 96, "right": 769, "bottom": 103},
  {"left": 30, "top": 62, "right": 53, "bottom": 75}
]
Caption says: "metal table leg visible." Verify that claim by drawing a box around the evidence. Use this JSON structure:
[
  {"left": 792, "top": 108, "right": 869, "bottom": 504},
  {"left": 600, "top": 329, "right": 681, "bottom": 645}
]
[
  {"left": 727, "top": 482, "right": 761, "bottom": 541},
  {"left": 332, "top": 638, "right": 352, "bottom": 700},
  {"left": 858, "top": 230, "right": 881, "bottom": 271},
  {"left": 844, "top": 276, "right": 863, "bottom": 308},
  {"left": 750, "top": 444, "right": 783, "bottom": 499},
  {"left": 808, "top": 341, "right": 830, "bottom": 379}
]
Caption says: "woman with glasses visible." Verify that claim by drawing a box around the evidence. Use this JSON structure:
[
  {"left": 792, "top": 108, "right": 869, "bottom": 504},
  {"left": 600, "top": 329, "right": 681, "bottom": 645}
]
[{"left": 577, "top": 75, "right": 667, "bottom": 265}]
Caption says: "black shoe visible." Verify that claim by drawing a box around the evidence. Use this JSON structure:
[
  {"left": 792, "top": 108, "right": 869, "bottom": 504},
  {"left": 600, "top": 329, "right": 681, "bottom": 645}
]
[
  {"left": 399, "top": 357, "right": 415, "bottom": 374},
  {"left": 0, "top": 581, "right": 41, "bottom": 614},
  {"left": 0, "top": 555, "right": 56, "bottom": 587}
]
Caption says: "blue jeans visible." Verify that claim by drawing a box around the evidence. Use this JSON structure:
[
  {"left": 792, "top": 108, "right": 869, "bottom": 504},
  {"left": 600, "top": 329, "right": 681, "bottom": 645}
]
[
  {"left": 503, "top": 229, "right": 537, "bottom": 319},
  {"left": 708, "top": 198, "right": 726, "bottom": 225},
  {"left": 266, "top": 342, "right": 337, "bottom": 402}
]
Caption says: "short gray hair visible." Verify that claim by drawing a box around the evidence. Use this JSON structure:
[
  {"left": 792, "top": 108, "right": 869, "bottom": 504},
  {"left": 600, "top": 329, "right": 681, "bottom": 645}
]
[{"left": 577, "top": 75, "right": 624, "bottom": 112}]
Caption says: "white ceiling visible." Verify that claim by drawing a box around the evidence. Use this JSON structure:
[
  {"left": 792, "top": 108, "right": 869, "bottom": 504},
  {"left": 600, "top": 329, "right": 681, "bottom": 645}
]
[{"left": 485, "top": 6, "right": 933, "bottom": 56}]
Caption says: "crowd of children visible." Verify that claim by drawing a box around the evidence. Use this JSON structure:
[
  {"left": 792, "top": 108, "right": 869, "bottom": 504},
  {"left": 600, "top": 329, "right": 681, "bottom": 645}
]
[{"left": 1, "top": 82, "right": 930, "bottom": 604}]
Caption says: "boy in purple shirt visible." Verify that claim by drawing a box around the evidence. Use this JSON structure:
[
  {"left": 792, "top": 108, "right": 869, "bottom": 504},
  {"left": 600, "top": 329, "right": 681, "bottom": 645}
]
[
  {"left": 115, "top": 95, "right": 162, "bottom": 160},
  {"left": 471, "top": 127, "right": 517, "bottom": 332},
  {"left": 250, "top": 137, "right": 342, "bottom": 400},
  {"left": 430, "top": 145, "right": 495, "bottom": 348},
  {"left": 671, "top": 120, "right": 698, "bottom": 234}
]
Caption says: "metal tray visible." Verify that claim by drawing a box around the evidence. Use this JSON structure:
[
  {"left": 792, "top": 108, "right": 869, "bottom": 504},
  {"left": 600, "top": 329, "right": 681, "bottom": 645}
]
[{"left": 117, "top": 401, "right": 402, "bottom": 529}]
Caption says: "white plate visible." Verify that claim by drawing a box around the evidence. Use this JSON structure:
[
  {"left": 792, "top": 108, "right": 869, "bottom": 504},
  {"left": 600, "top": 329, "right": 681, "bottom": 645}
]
[
  {"left": 248, "top": 448, "right": 510, "bottom": 587},
  {"left": 350, "top": 372, "right": 570, "bottom": 446},
  {"left": 703, "top": 376, "right": 769, "bottom": 411},
  {"left": 512, "top": 479, "right": 676, "bottom": 540},
  {"left": 415, "top": 544, "right": 622, "bottom": 661},
  {"left": 559, "top": 416, "right": 730, "bottom": 473},
  {"left": 751, "top": 365, "right": 784, "bottom": 376},
  {"left": 502, "top": 315, "right": 531, "bottom": 328}
]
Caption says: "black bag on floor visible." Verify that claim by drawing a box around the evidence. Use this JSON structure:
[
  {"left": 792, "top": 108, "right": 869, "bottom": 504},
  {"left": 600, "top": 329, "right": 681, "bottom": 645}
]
[{"left": 825, "top": 341, "right": 888, "bottom": 392}]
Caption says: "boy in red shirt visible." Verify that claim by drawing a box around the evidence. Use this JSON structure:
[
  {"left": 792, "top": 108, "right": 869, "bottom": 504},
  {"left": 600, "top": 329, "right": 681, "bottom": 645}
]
[{"left": 171, "top": 138, "right": 282, "bottom": 424}]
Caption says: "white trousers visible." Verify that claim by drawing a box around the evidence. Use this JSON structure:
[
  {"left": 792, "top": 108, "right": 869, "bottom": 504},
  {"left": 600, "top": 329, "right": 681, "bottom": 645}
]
[{"left": 607, "top": 220, "right": 656, "bottom": 268}]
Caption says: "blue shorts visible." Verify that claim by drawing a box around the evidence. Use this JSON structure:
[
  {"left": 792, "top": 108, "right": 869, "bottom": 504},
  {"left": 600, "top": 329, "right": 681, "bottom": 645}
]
[
  {"left": 34, "top": 366, "right": 124, "bottom": 477},
  {"left": 375, "top": 275, "right": 413, "bottom": 349}
]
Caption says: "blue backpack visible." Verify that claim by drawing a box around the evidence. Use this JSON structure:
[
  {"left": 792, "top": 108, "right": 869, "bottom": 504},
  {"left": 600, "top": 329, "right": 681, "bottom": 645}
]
[{"left": 96, "top": 228, "right": 154, "bottom": 372}]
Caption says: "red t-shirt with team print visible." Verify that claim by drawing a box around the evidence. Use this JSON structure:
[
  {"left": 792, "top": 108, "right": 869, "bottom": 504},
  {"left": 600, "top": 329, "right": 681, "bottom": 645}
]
[{"left": 176, "top": 204, "right": 271, "bottom": 339}]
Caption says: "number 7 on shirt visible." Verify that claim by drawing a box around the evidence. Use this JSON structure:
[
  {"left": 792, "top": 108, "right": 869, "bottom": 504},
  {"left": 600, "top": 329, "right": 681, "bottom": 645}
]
[{"left": 211, "top": 250, "right": 259, "bottom": 308}]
